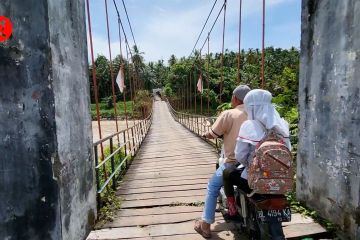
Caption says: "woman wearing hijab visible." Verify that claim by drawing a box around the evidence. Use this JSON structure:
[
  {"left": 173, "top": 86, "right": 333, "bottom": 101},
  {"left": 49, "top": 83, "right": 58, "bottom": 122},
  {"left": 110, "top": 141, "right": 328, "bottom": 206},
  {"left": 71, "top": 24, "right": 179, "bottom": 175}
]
[{"left": 223, "top": 89, "right": 291, "bottom": 216}]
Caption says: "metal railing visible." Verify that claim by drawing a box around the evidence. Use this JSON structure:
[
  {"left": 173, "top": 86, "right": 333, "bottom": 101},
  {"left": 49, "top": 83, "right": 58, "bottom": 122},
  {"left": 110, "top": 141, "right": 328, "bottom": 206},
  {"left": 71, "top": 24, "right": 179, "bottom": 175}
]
[
  {"left": 93, "top": 108, "right": 153, "bottom": 208},
  {"left": 166, "top": 100, "right": 222, "bottom": 151},
  {"left": 167, "top": 100, "right": 298, "bottom": 157}
]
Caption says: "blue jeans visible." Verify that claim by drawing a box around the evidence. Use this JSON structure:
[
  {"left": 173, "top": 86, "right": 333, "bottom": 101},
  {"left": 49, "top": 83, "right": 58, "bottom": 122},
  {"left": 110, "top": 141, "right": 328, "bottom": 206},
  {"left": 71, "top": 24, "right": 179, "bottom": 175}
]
[{"left": 202, "top": 163, "right": 234, "bottom": 224}]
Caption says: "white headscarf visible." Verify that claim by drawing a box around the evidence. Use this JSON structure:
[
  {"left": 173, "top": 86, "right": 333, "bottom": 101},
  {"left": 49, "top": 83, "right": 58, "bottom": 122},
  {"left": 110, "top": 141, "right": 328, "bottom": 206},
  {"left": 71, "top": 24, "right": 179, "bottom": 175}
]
[{"left": 239, "top": 89, "right": 290, "bottom": 144}]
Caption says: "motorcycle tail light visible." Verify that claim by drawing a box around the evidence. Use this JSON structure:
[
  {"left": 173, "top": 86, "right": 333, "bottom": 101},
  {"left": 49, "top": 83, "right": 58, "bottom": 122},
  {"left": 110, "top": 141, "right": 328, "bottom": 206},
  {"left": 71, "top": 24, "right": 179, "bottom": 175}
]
[{"left": 254, "top": 198, "right": 289, "bottom": 210}]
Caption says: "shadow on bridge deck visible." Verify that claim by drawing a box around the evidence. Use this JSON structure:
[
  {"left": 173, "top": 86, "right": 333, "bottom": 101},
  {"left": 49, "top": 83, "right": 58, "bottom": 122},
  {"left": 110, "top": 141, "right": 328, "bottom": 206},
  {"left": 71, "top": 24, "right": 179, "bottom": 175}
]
[{"left": 87, "top": 100, "right": 241, "bottom": 239}]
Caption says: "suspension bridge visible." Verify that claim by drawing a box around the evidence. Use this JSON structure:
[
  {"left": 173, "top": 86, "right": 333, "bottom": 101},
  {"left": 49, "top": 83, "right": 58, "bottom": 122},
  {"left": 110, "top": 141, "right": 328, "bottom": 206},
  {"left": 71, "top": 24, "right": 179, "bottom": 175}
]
[{"left": 2, "top": 0, "right": 359, "bottom": 239}]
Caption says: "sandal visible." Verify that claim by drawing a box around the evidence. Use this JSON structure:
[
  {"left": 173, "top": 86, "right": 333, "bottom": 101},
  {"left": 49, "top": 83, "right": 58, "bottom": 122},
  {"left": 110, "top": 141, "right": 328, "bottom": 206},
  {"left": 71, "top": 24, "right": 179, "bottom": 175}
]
[{"left": 194, "top": 219, "right": 212, "bottom": 238}]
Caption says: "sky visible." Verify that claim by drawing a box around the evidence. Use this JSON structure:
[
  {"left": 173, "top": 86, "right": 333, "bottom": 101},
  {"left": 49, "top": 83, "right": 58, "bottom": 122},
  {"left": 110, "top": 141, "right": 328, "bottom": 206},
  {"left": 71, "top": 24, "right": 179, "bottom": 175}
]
[{"left": 87, "top": 0, "right": 301, "bottom": 63}]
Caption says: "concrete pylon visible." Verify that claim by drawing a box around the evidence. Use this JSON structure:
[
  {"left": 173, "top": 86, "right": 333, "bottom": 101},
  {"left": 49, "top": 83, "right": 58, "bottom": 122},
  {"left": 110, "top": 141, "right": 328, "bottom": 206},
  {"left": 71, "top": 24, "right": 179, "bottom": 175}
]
[
  {"left": 0, "top": 1, "right": 96, "bottom": 239},
  {"left": 298, "top": 1, "right": 360, "bottom": 239}
]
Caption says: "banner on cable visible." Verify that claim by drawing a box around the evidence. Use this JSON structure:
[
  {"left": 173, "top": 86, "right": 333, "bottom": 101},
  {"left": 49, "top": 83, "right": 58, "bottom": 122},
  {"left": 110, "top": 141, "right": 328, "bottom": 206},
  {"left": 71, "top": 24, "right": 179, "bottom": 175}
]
[
  {"left": 116, "top": 64, "right": 125, "bottom": 93},
  {"left": 197, "top": 74, "right": 203, "bottom": 93}
]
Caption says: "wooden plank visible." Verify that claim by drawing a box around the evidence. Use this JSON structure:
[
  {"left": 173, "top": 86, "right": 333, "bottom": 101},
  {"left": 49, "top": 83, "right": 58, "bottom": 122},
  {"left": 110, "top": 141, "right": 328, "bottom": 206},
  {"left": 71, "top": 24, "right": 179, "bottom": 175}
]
[
  {"left": 99, "top": 211, "right": 204, "bottom": 228},
  {"left": 150, "top": 231, "right": 245, "bottom": 240},
  {"left": 126, "top": 166, "right": 214, "bottom": 176},
  {"left": 118, "top": 178, "right": 209, "bottom": 190},
  {"left": 134, "top": 154, "right": 215, "bottom": 163},
  {"left": 137, "top": 144, "right": 215, "bottom": 154},
  {"left": 120, "top": 195, "right": 205, "bottom": 209},
  {"left": 111, "top": 206, "right": 203, "bottom": 217},
  {"left": 124, "top": 169, "right": 213, "bottom": 181},
  {"left": 118, "top": 174, "right": 211, "bottom": 187},
  {"left": 283, "top": 222, "right": 327, "bottom": 239},
  {"left": 140, "top": 139, "right": 205, "bottom": 146},
  {"left": 134, "top": 151, "right": 216, "bottom": 161},
  {"left": 139, "top": 140, "right": 210, "bottom": 148},
  {"left": 129, "top": 156, "right": 215, "bottom": 166},
  {"left": 125, "top": 168, "right": 213, "bottom": 179},
  {"left": 129, "top": 157, "right": 215, "bottom": 167},
  {"left": 282, "top": 213, "right": 314, "bottom": 226},
  {"left": 131, "top": 159, "right": 214, "bottom": 169},
  {"left": 131, "top": 156, "right": 215, "bottom": 166},
  {"left": 118, "top": 183, "right": 207, "bottom": 196},
  {"left": 121, "top": 189, "right": 207, "bottom": 201},
  {"left": 88, "top": 218, "right": 235, "bottom": 240},
  {"left": 126, "top": 162, "right": 213, "bottom": 174},
  {"left": 125, "top": 166, "right": 213, "bottom": 176}
]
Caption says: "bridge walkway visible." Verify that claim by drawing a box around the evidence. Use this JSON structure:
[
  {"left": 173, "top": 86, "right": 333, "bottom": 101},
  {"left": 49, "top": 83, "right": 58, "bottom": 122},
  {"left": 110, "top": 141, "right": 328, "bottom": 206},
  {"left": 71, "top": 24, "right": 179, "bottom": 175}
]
[
  {"left": 87, "top": 100, "right": 327, "bottom": 240},
  {"left": 87, "top": 100, "right": 240, "bottom": 239}
]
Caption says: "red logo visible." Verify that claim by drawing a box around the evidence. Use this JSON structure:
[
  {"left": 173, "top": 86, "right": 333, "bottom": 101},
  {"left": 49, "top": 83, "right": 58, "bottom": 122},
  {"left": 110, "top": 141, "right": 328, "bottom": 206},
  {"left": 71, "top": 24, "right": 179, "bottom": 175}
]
[{"left": 0, "top": 16, "right": 13, "bottom": 42}]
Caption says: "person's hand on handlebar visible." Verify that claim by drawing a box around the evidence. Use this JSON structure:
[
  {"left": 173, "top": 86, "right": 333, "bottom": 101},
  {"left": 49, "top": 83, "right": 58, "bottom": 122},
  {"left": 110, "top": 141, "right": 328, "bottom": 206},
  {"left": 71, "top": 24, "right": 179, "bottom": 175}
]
[{"left": 202, "top": 132, "right": 214, "bottom": 139}]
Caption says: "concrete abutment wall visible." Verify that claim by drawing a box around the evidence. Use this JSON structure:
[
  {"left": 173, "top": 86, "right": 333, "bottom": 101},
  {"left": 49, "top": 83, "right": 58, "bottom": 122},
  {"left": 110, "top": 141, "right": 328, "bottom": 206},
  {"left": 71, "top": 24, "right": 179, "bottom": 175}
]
[
  {"left": 298, "top": 0, "right": 360, "bottom": 239},
  {"left": 0, "top": 0, "right": 96, "bottom": 239}
]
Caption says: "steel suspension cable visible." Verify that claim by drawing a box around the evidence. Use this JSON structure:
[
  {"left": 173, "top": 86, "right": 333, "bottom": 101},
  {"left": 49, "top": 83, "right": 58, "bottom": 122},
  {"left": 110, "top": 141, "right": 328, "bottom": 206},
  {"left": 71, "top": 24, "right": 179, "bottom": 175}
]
[
  {"left": 189, "top": 0, "right": 219, "bottom": 57},
  {"left": 194, "top": 68, "right": 197, "bottom": 114},
  {"left": 261, "top": 0, "right": 266, "bottom": 88},
  {"left": 187, "top": 69, "right": 190, "bottom": 111},
  {"left": 188, "top": 2, "right": 225, "bottom": 109},
  {"left": 183, "top": 82, "right": 185, "bottom": 111},
  {"left": 113, "top": 0, "right": 143, "bottom": 93},
  {"left": 237, "top": 0, "right": 243, "bottom": 84},
  {"left": 194, "top": 2, "right": 225, "bottom": 66},
  {"left": 113, "top": 0, "right": 135, "bottom": 100},
  {"left": 207, "top": 33, "right": 210, "bottom": 115},
  {"left": 121, "top": 0, "right": 138, "bottom": 48},
  {"left": 199, "top": 51, "right": 203, "bottom": 115},
  {"left": 85, "top": 0, "right": 105, "bottom": 162},
  {"left": 115, "top": 6, "right": 130, "bottom": 136},
  {"left": 125, "top": 42, "right": 135, "bottom": 126},
  {"left": 219, "top": 0, "right": 227, "bottom": 103},
  {"left": 105, "top": 0, "right": 120, "bottom": 144},
  {"left": 189, "top": 70, "right": 192, "bottom": 110}
]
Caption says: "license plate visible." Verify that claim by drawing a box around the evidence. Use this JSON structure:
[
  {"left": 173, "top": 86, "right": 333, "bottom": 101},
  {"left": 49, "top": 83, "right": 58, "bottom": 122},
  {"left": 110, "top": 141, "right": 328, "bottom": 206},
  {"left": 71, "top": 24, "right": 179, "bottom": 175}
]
[{"left": 256, "top": 207, "right": 291, "bottom": 222}]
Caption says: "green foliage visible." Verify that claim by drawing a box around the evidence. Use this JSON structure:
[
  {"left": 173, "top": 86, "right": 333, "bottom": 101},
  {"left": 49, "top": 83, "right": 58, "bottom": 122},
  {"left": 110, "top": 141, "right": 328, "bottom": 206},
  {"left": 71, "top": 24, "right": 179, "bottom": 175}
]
[
  {"left": 286, "top": 192, "right": 337, "bottom": 232},
  {"left": 163, "top": 84, "right": 173, "bottom": 97},
  {"left": 216, "top": 102, "right": 232, "bottom": 112},
  {"left": 155, "top": 47, "right": 299, "bottom": 114},
  {"left": 96, "top": 145, "right": 133, "bottom": 226},
  {"left": 133, "top": 90, "right": 152, "bottom": 118},
  {"left": 97, "top": 189, "right": 122, "bottom": 225},
  {"left": 97, "top": 145, "right": 128, "bottom": 189},
  {"left": 90, "top": 101, "right": 134, "bottom": 120},
  {"left": 89, "top": 45, "right": 154, "bottom": 104}
]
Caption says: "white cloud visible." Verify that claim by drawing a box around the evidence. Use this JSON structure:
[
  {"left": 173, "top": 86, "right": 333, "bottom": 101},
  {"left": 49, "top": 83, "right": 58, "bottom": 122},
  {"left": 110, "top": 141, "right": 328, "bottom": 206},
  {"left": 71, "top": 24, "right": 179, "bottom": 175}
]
[{"left": 87, "top": 34, "right": 128, "bottom": 61}]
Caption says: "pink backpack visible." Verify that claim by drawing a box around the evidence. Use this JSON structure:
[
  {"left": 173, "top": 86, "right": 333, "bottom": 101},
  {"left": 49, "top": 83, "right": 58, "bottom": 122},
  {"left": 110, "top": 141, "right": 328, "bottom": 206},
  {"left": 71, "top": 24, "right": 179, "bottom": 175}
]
[{"left": 248, "top": 129, "right": 293, "bottom": 195}]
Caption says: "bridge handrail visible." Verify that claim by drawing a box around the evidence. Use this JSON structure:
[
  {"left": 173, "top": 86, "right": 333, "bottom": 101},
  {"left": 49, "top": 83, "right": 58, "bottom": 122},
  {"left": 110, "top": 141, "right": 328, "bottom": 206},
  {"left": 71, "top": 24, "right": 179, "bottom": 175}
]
[
  {"left": 93, "top": 113, "right": 152, "bottom": 146},
  {"left": 167, "top": 99, "right": 297, "bottom": 155},
  {"left": 166, "top": 99, "right": 222, "bottom": 151},
  {"left": 93, "top": 103, "right": 153, "bottom": 208}
]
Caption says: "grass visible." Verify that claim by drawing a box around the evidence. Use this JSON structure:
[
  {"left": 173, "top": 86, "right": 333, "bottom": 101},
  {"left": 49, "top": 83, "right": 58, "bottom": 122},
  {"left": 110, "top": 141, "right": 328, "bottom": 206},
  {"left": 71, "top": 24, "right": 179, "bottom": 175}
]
[
  {"left": 97, "top": 190, "right": 122, "bottom": 225},
  {"left": 96, "top": 145, "right": 133, "bottom": 224},
  {"left": 91, "top": 101, "right": 134, "bottom": 120}
]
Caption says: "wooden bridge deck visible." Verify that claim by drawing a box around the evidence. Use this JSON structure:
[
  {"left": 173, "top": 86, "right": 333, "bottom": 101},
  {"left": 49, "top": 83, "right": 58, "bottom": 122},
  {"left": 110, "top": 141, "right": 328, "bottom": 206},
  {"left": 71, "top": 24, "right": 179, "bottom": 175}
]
[{"left": 87, "top": 100, "right": 327, "bottom": 240}]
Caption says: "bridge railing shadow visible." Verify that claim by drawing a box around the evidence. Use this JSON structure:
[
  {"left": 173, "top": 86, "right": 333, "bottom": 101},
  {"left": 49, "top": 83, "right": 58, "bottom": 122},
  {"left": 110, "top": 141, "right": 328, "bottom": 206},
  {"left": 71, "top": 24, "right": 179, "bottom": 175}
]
[
  {"left": 93, "top": 108, "right": 153, "bottom": 209},
  {"left": 166, "top": 100, "right": 223, "bottom": 152}
]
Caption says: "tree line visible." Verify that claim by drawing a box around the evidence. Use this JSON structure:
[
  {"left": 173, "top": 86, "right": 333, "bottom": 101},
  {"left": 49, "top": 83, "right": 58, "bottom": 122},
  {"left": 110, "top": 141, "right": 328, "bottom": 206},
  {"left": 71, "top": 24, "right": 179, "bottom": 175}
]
[{"left": 89, "top": 47, "right": 298, "bottom": 119}]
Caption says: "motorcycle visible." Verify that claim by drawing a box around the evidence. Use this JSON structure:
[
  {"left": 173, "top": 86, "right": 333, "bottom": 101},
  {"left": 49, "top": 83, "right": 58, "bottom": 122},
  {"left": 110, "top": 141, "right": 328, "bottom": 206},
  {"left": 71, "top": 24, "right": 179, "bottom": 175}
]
[{"left": 219, "top": 185, "right": 291, "bottom": 240}]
